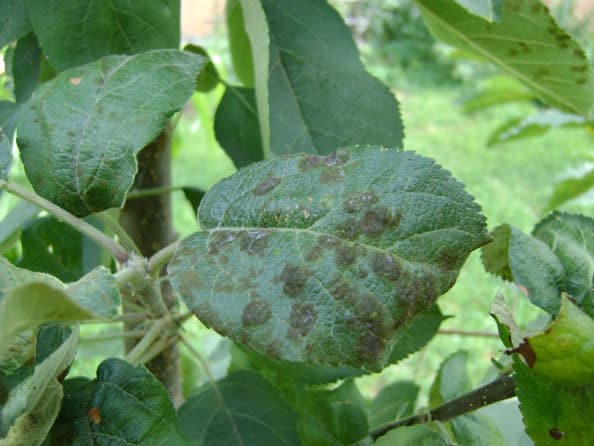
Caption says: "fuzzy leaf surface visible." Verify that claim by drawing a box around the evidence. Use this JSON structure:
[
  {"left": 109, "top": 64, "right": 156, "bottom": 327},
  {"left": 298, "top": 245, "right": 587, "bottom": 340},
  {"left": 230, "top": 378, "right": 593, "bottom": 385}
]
[
  {"left": 178, "top": 370, "right": 300, "bottom": 446},
  {"left": 26, "top": 0, "right": 180, "bottom": 71},
  {"left": 415, "top": 0, "right": 594, "bottom": 116},
  {"left": 169, "top": 147, "right": 489, "bottom": 370},
  {"left": 244, "top": 0, "right": 403, "bottom": 156},
  {"left": 17, "top": 50, "right": 205, "bottom": 216}
]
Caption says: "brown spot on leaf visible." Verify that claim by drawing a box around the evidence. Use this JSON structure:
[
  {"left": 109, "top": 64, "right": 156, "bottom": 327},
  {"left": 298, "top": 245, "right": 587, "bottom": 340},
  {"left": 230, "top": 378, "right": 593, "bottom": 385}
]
[
  {"left": 298, "top": 150, "right": 350, "bottom": 171},
  {"left": 506, "top": 339, "right": 536, "bottom": 368},
  {"left": 343, "top": 192, "right": 379, "bottom": 213},
  {"left": 208, "top": 231, "right": 237, "bottom": 255},
  {"left": 439, "top": 251, "right": 459, "bottom": 271},
  {"left": 69, "top": 77, "right": 82, "bottom": 85},
  {"left": 320, "top": 167, "right": 345, "bottom": 184},
  {"left": 266, "top": 341, "right": 282, "bottom": 359},
  {"left": 239, "top": 230, "right": 269, "bottom": 255},
  {"left": 575, "top": 49, "right": 587, "bottom": 59},
  {"left": 252, "top": 174, "right": 281, "bottom": 195},
  {"left": 288, "top": 303, "right": 317, "bottom": 337},
  {"left": 330, "top": 280, "right": 356, "bottom": 302},
  {"left": 88, "top": 407, "right": 101, "bottom": 424},
  {"left": 279, "top": 263, "right": 308, "bottom": 297},
  {"left": 361, "top": 209, "right": 391, "bottom": 236},
  {"left": 548, "top": 428, "right": 564, "bottom": 440},
  {"left": 242, "top": 299, "right": 272, "bottom": 326},
  {"left": 336, "top": 244, "right": 356, "bottom": 267},
  {"left": 358, "top": 333, "right": 385, "bottom": 362},
  {"left": 371, "top": 253, "right": 401, "bottom": 281}
]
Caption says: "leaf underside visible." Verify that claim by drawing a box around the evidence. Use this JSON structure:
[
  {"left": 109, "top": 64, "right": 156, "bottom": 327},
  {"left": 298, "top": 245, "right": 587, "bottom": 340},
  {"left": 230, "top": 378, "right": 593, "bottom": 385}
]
[{"left": 169, "top": 146, "right": 489, "bottom": 370}]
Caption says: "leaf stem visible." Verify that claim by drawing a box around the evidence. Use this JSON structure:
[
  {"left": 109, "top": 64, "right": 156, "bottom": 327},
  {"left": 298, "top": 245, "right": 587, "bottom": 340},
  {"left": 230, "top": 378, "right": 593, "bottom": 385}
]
[
  {"left": 370, "top": 375, "right": 517, "bottom": 440},
  {"left": 437, "top": 329, "right": 499, "bottom": 338},
  {"left": 0, "top": 179, "right": 129, "bottom": 263},
  {"left": 147, "top": 241, "right": 179, "bottom": 276},
  {"left": 126, "top": 318, "right": 171, "bottom": 365}
]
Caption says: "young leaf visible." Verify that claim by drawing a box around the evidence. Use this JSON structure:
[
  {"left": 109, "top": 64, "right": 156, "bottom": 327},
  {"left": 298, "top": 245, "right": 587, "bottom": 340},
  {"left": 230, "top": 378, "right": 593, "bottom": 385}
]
[
  {"left": 514, "top": 361, "right": 594, "bottom": 445},
  {"left": 487, "top": 109, "right": 591, "bottom": 147},
  {"left": 226, "top": 0, "right": 255, "bottom": 87},
  {"left": 374, "top": 425, "right": 448, "bottom": 445},
  {"left": 214, "top": 86, "right": 264, "bottom": 168},
  {"left": 389, "top": 303, "right": 447, "bottom": 364},
  {"left": 0, "top": 0, "right": 31, "bottom": 47},
  {"left": 527, "top": 295, "right": 594, "bottom": 385},
  {"left": 67, "top": 358, "right": 191, "bottom": 445},
  {"left": 17, "top": 50, "right": 206, "bottom": 217},
  {"left": 544, "top": 164, "right": 594, "bottom": 212},
  {"left": 183, "top": 44, "right": 220, "bottom": 92},
  {"left": 0, "top": 257, "right": 120, "bottom": 348},
  {"left": 532, "top": 212, "right": 594, "bottom": 316},
  {"left": 1, "top": 325, "right": 78, "bottom": 443},
  {"left": 482, "top": 224, "right": 565, "bottom": 315},
  {"left": 240, "top": 0, "right": 403, "bottom": 156},
  {"left": 169, "top": 147, "right": 489, "bottom": 370},
  {"left": 415, "top": 0, "right": 594, "bottom": 116},
  {"left": 27, "top": 0, "right": 180, "bottom": 71},
  {"left": 177, "top": 370, "right": 300, "bottom": 446},
  {"left": 453, "top": 0, "right": 504, "bottom": 22},
  {"left": 369, "top": 381, "right": 419, "bottom": 429}
]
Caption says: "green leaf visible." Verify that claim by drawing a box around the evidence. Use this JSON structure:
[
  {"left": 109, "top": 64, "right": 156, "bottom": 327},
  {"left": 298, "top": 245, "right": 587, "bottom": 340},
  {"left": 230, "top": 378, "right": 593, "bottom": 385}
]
[
  {"left": 453, "top": 0, "right": 504, "bottom": 22},
  {"left": 415, "top": 0, "right": 594, "bottom": 116},
  {"left": 369, "top": 381, "right": 419, "bottom": 429},
  {"left": 0, "top": 202, "right": 40, "bottom": 255},
  {"left": 17, "top": 50, "right": 206, "bottom": 217},
  {"left": 169, "top": 147, "right": 489, "bottom": 370},
  {"left": 487, "top": 109, "right": 592, "bottom": 147},
  {"left": 374, "top": 425, "right": 448, "bottom": 445},
  {"left": 17, "top": 216, "right": 105, "bottom": 282},
  {"left": 26, "top": 0, "right": 180, "bottom": 71},
  {"left": 532, "top": 212, "right": 594, "bottom": 317},
  {"left": 0, "top": 101, "right": 20, "bottom": 140},
  {"left": 389, "top": 303, "right": 447, "bottom": 364},
  {"left": 514, "top": 361, "right": 594, "bottom": 446},
  {"left": 0, "top": 131, "right": 10, "bottom": 181},
  {"left": 214, "top": 86, "right": 264, "bottom": 168},
  {"left": 182, "top": 187, "right": 206, "bottom": 217},
  {"left": 12, "top": 33, "right": 42, "bottom": 103},
  {"left": 462, "top": 86, "right": 535, "bottom": 113},
  {"left": 68, "top": 358, "right": 191, "bottom": 445},
  {"left": 482, "top": 224, "right": 565, "bottom": 315},
  {"left": 242, "top": 0, "right": 403, "bottom": 156},
  {"left": 0, "top": 257, "right": 120, "bottom": 349},
  {"left": 527, "top": 295, "right": 594, "bottom": 384},
  {"left": 296, "top": 380, "right": 369, "bottom": 445},
  {"left": 178, "top": 369, "right": 300, "bottom": 446},
  {"left": 227, "top": 0, "right": 255, "bottom": 87},
  {"left": 545, "top": 164, "right": 594, "bottom": 212},
  {"left": 1, "top": 325, "right": 78, "bottom": 444},
  {"left": 184, "top": 44, "right": 220, "bottom": 92},
  {"left": 429, "top": 351, "right": 471, "bottom": 407},
  {"left": 0, "top": 0, "right": 31, "bottom": 47},
  {"left": 450, "top": 412, "right": 507, "bottom": 446}
]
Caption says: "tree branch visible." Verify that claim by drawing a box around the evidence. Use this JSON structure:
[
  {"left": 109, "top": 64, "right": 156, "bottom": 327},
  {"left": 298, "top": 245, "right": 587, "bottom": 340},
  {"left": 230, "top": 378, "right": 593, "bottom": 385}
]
[{"left": 370, "top": 375, "right": 517, "bottom": 441}]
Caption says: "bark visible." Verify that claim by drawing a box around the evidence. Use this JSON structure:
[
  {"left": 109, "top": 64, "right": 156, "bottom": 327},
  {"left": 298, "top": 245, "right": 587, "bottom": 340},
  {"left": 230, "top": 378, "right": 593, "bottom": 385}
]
[{"left": 120, "top": 126, "right": 182, "bottom": 404}]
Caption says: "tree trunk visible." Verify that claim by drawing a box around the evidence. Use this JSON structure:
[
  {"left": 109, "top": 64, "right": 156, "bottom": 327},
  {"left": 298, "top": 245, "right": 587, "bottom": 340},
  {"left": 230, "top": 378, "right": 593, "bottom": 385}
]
[{"left": 119, "top": 126, "right": 181, "bottom": 404}]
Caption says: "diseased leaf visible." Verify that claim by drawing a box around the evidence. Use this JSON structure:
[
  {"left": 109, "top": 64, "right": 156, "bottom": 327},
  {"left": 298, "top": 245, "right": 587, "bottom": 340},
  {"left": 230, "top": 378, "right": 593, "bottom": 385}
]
[
  {"left": 17, "top": 50, "right": 206, "bottom": 216},
  {"left": 545, "top": 164, "right": 594, "bottom": 212},
  {"left": 0, "top": 0, "right": 31, "bottom": 47},
  {"left": 69, "top": 358, "right": 191, "bottom": 445},
  {"left": 214, "top": 86, "right": 264, "bottom": 168},
  {"left": 487, "top": 109, "right": 592, "bottom": 147},
  {"left": 489, "top": 293, "right": 525, "bottom": 349},
  {"left": 0, "top": 202, "right": 40, "bottom": 255},
  {"left": 527, "top": 295, "right": 594, "bottom": 385},
  {"left": 415, "top": 0, "right": 594, "bottom": 116},
  {"left": 374, "top": 425, "right": 448, "bottom": 445},
  {"left": 184, "top": 44, "right": 220, "bottom": 92},
  {"left": 0, "top": 257, "right": 120, "bottom": 349},
  {"left": 169, "top": 147, "right": 489, "bottom": 370},
  {"left": 227, "top": 0, "right": 255, "bottom": 87},
  {"left": 178, "top": 370, "right": 300, "bottom": 446},
  {"left": 453, "top": 0, "right": 504, "bottom": 22},
  {"left": 369, "top": 381, "right": 419, "bottom": 429},
  {"left": 482, "top": 224, "right": 565, "bottom": 315},
  {"left": 532, "top": 212, "right": 594, "bottom": 317},
  {"left": 0, "top": 325, "right": 78, "bottom": 443},
  {"left": 389, "top": 303, "right": 447, "bottom": 364},
  {"left": 12, "top": 33, "right": 42, "bottom": 103},
  {"left": 514, "top": 361, "right": 594, "bottom": 446},
  {"left": 242, "top": 0, "right": 403, "bottom": 156},
  {"left": 26, "top": 0, "right": 180, "bottom": 71}
]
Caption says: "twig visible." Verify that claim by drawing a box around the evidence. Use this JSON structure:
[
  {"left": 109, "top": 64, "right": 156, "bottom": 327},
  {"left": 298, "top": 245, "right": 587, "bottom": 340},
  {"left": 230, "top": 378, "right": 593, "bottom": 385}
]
[
  {"left": 125, "top": 185, "right": 185, "bottom": 200},
  {"left": 370, "top": 375, "right": 516, "bottom": 441},
  {"left": 437, "top": 329, "right": 499, "bottom": 338},
  {"left": 0, "top": 179, "right": 129, "bottom": 263}
]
